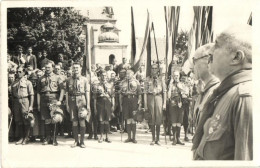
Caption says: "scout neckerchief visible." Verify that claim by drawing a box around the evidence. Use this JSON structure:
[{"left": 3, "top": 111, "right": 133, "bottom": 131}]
[
  {"left": 73, "top": 75, "right": 80, "bottom": 92},
  {"left": 192, "top": 68, "right": 252, "bottom": 151}
]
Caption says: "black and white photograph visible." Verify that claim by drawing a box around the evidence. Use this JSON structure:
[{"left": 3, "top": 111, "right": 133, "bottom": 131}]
[{"left": 1, "top": 0, "right": 259, "bottom": 167}]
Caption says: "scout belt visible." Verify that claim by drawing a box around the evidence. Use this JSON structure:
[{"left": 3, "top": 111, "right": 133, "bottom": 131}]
[
  {"left": 123, "top": 94, "right": 137, "bottom": 98},
  {"left": 69, "top": 93, "right": 85, "bottom": 96},
  {"left": 41, "top": 91, "right": 59, "bottom": 94},
  {"left": 13, "top": 96, "right": 29, "bottom": 99},
  {"left": 147, "top": 92, "right": 162, "bottom": 96}
]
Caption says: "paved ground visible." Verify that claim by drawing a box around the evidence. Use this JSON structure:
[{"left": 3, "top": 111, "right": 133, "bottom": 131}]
[{"left": 3, "top": 125, "right": 194, "bottom": 167}]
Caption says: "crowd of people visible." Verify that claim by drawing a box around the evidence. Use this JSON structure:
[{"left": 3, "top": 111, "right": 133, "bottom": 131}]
[{"left": 7, "top": 24, "right": 252, "bottom": 160}]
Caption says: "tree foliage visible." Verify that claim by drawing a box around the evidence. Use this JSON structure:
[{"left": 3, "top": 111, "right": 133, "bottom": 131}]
[{"left": 7, "top": 7, "right": 88, "bottom": 62}]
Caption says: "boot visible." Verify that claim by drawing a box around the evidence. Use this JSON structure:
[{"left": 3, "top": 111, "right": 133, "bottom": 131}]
[
  {"left": 124, "top": 124, "right": 132, "bottom": 143},
  {"left": 132, "top": 123, "right": 137, "bottom": 143},
  {"left": 155, "top": 125, "right": 160, "bottom": 145},
  {"left": 176, "top": 127, "right": 185, "bottom": 145},
  {"left": 98, "top": 124, "right": 104, "bottom": 143},
  {"left": 93, "top": 120, "right": 98, "bottom": 140},
  {"left": 104, "top": 124, "right": 111, "bottom": 143},
  {"left": 52, "top": 124, "right": 58, "bottom": 146},
  {"left": 22, "top": 125, "right": 30, "bottom": 145},
  {"left": 184, "top": 125, "right": 189, "bottom": 142},
  {"left": 15, "top": 138, "right": 24, "bottom": 145},
  {"left": 172, "top": 126, "right": 177, "bottom": 145},
  {"left": 15, "top": 124, "right": 24, "bottom": 145},
  {"left": 87, "top": 122, "right": 93, "bottom": 139},
  {"left": 42, "top": 124, "right": 51, "bottom": 145},
  {"left": 71, "top": 126, "right": 79, "bottom": 148},
  {"left": 80, "top": 126, "right": 86, "bottom": 148},
  {"left": 150, "top": 125, "right": 155, "bottom": 145}
]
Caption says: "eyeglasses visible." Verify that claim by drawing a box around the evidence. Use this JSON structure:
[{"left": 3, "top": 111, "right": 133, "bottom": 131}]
[
  {"left": 193, "top": 54, "right": 212, "bottom": 65},
  {"left": 17, "top": 71, "right": 23, "bottom": 73}
]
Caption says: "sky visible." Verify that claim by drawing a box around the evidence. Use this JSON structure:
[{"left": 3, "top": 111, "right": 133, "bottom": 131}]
[{"left": 76, "top": 3, "right": 252, "bottom": 59}]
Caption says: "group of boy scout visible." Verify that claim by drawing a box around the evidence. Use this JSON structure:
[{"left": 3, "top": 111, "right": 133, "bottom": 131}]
[{"left": 9, "top": 54, "right": 194, "bottom": 148}]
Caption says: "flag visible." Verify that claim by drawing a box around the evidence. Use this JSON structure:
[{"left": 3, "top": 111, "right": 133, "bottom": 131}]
[
  {"left": 82, "top": 24, "right": 89, "bottom": 76},
  {"left": 146, "top": 29, "right": 152, "bottom": 77},
  {"left": 164, "top": 6, "right": 181, "bottom": 79},
  {"left": 248, "top": 12, "right": 252, "bottom": 25},
  {"left": 182, "top": 6, "right": 213, "bottom": 74},
  {"left": 132, "top": 10, "right": 151, "bottom": 73},
  {"left": 130, "top": 7, "right": 136, "bottom": 66},
  {"left": 151, "top": 22, "right": 160, "bottom": 73}
]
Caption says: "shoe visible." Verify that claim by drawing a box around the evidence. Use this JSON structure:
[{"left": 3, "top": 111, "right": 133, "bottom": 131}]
[
  {"left": 80, "top": 143, "right": 86, "bottom": 148},
  {"left": 98, "top": 137, "right": 103, "bottom": 143},
  {"left": 105, "top": 138, "right": 111, "bottom": 143},
  {"left": 87, "top": 135, "right": 93, "bottom": 139},
  {"left": 177, "top": 138, "right": 185, "bottom": 145},
  {"left": 9, "top": 138, "right": 14, "bottom": 142},
  {"left": 132, "top": 139, "right": 137, "bottom": 144},
  {"left": 53, "top": 139, "right": 58, "bottom": 146},
  {"left": 155, "top": 141, "right": 161, "bottom": 146},
  {"left": 71, "top": 141, "right": 79, "bottom": 148},
  {"left": 124, "top": 138, "right": 132, "bottom": 143},
  {"left": 42, "top": 139, "right": 48, "bottom": 145},
  {"left": 15, "top": 138, "right": 24, "bottom": 145},
  {"left": 184, "top": 136, "right": 189, "bottom": 142},
  {"left": 22, "top": 138, "right": 29, "bottom": 145},
  {"left": 94, "top": 135, "right": 99, "bottom": 140},
  {"left": 150, "top": 141, "right": 155, "bottom": 145}
]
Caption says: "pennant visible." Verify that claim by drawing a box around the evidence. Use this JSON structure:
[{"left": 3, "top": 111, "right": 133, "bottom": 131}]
[
  {"left": 146, "top": 29, "right": 152, "bottom": 77},
  {"left": 130, "top": 6, "right": 136, "bottom": 66},
  {"left": 132, "top": 10, "right": 151, "bottom": 73}
]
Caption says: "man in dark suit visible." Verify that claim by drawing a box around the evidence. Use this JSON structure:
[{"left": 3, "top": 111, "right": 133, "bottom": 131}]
[{"left": 26, "top": 47, "right": 37, "bottom": 70}]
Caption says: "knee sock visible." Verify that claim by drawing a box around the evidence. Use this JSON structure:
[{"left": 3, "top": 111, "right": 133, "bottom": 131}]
[
  {"left": 72, "top": 126, "right": 78, "bottom": 142},
  {"left": 80, "top": 126, "right": 86, "bottom": 144},
  {"left": 156, "top": 125, "right": 160, "bottom": 141},
  {"left": 132, "top": 123, "right": 136, "bottom": 140},
  {"left": 151, "top": 125, "right": 155, "bottom": 141}
]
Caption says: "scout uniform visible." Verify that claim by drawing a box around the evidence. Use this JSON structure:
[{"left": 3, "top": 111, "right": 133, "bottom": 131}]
[
  {"left": 168, "top": 80, "right": 185, "bottom": 145},
  {"left": 37, "top": 72, "right": 63, "bottom": 145},
  {"left": 28, "top": 73, "right": 41, "bottom": 139},
  {"left": 120, "top": 75, "right": 141, "bottom": 143},
  {"left": 180, "top": 81, "right": 192, "bottom": 142},
  {"left": 94, "top": 77, "right": 114, "bottom": 143},
  {"left": 11, "top": 76, "right": 34, "bottom": 144},
  {"left": 65, "top": 75, "right": 89, "bottom": 147},
  {"left": 144, "top": 76, "right": 166, "bottom": 145},
  {"left": 194, "top": 69, "right": 252, "bottom": 160},
  {"left": 87, "top": 73, "right": 99, "bottom": 140}
]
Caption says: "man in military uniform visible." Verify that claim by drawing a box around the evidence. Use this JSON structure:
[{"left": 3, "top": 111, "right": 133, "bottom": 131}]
[
  {"left": 120, "top": 69, "right": 142, "bottom": 143},
  {"left": 37, "top": 61, "right": 64, "bottom": 146},
  {"left": 144, "top": 64, "right": 166, "bottom": 145},
  {"left": 94, "top": 70, "right": 115, "bottom": 143},
  {"left": 167, "top": 71, "right": 185, "bottom": 145},
  {"left": 61, "top": 62, "right": 90, "bottom": 148},
  {"left": 11, "top": 66, "right": 34, "bottom": 145},
  {"left": 194, "top": 25, "right": 252, "bottom": 160}
]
